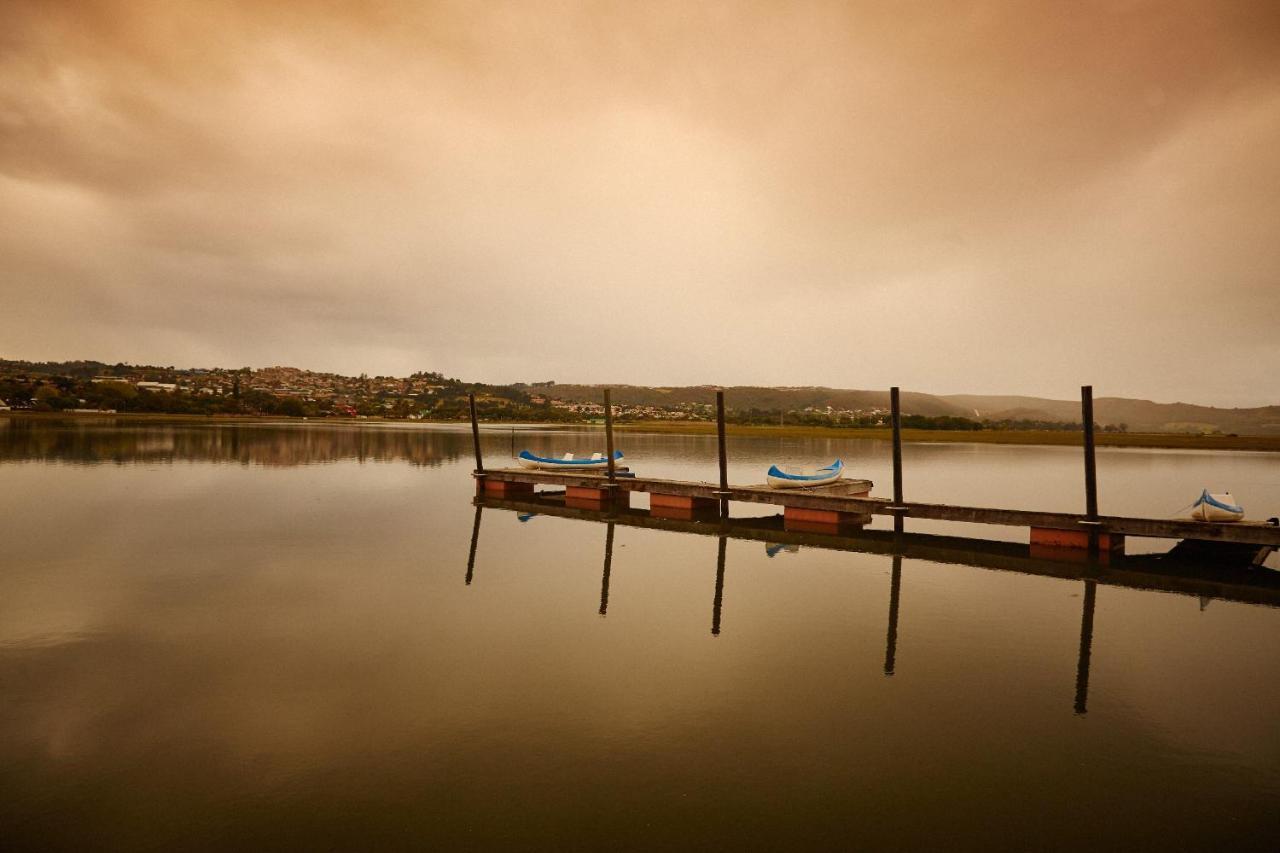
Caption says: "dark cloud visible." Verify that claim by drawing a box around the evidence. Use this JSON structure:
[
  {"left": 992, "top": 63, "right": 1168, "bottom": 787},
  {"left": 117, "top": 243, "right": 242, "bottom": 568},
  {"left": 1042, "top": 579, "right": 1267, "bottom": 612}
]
[{"left": 2, "top": 1, "right": 1278, "bottom": 404}]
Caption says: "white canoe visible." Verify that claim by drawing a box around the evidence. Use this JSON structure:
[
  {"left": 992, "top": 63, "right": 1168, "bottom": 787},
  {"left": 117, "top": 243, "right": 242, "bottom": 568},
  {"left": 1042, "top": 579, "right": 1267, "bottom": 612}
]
[
  {"left": 517, "top": 450, "right": 623, "bottom": 470},
  {"left": 766, "top": 459, "right": 844, "bottom": 489},
  {"left": 1188, "top": 489, "right": 1244, "bottom": 522}
]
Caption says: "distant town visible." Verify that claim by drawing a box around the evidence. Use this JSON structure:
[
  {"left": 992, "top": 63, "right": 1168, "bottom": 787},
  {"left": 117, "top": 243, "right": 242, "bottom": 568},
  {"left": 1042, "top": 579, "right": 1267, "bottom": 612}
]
[
  {"left": 0, "top": 358, "right": 946, "bottom": 428},
  {"left": 6, "top": 358, "right": 1277, "bottom": 435}
]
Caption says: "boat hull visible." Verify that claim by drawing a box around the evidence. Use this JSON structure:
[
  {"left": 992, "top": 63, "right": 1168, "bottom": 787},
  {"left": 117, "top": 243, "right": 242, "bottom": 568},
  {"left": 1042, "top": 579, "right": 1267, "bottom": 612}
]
[
  {"left": 766, "top": 460, "right": 845, "bottom": 489},
  {"left": 1189, "top": 491, "right": 1244, "bottom": 522},
  {"left": 517, "top": 450, "right": 623, "bottom": 471}
]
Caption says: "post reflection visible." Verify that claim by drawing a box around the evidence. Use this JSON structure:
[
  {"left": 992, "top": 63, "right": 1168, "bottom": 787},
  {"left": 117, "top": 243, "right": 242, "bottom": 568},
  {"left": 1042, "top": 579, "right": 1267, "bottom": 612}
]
[
  {"left": 884, "top": 555, "right": 902, "bottom": 676},
  {"left": 712, "top": 536, "right": 727, "bottom": 636},
  {"left": 465, "top": 505, "right": 482, "bottom": 586},
  {"left": 1074, "top": 580, "right": 1098, "bottom": 715},
  {"left": 599, "top": 523, "right": 615, "bottom": 616},
  {"left": 471, "top": 495, "right": 1280, "bottom": 717}
]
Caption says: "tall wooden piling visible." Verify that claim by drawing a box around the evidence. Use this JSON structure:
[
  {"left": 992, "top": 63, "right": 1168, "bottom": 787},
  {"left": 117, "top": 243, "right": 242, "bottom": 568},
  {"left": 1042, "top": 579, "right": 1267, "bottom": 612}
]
[
  {"left": 1081, "top": 385, "right": 1099, "bottom": 553},
  {"left": 468, "top": 393, "right": 484, "bottom": 474},
  {"left": 715, "top": 390, "right": 729, "bottom": 519},
  {"left": 604, "top": 388, "right": 616, "bottom": 481},
  {"left": 1081, "top": 385, "right": 1098, "bottom": 519},
  {"left": 891, "top": 386, "right": 904, "bottom": 535}
]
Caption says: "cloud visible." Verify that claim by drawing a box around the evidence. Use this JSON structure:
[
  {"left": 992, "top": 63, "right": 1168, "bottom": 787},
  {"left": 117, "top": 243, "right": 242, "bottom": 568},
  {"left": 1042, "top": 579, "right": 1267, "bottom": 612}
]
[{"left": 2, "top": 1, "right": 1278, "bottom": 404}]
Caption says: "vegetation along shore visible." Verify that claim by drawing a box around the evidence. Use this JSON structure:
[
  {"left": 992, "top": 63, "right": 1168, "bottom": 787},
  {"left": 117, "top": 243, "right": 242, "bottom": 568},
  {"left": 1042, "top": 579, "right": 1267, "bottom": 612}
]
[{"left": 5, "top": 411, "right": 1278, "bottom": 452}]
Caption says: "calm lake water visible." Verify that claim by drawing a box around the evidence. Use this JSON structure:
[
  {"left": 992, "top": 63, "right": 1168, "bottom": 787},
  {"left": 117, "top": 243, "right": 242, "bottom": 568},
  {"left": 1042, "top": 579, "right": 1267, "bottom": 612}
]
[{"left": 2, "top": 417, "right": 1279, "bottom": 850}]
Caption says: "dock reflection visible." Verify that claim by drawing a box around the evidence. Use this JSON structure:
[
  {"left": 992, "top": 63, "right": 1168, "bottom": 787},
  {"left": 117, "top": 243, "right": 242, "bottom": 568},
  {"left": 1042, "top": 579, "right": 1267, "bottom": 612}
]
[{"left": 467, "top": 492, "right": 1280, "bottom": 714}]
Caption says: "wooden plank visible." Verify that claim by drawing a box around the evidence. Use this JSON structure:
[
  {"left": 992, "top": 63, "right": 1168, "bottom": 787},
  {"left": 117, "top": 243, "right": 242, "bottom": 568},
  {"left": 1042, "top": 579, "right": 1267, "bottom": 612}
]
[{"left": 477, "top": 467, "right": 1280, "bottom": 545}]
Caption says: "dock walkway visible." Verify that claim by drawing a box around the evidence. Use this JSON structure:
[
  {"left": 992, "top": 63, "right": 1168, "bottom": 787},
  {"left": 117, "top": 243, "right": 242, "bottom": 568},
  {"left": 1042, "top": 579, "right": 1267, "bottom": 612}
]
[{"left": 477, "top": 467, "right": 1280, "bottom": 548}]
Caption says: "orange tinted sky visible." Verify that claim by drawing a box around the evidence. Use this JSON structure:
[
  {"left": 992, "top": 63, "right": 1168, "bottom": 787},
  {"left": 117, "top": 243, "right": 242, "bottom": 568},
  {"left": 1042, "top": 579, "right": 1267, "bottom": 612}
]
[{"left": 2, "top": 1, "right": 1278, "bottom": 404}]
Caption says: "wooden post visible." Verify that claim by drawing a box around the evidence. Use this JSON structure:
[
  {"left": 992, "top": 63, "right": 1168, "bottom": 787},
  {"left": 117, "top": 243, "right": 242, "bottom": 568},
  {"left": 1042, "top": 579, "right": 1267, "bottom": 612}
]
[
  {"left": 1074, "top": 580, "right": 1097, "bottom": 714},
  {"left": 891, "top": 386, "right": 904, "bottom": 535},
  {"left": 1082, "top": 385, "right": 1099, "bottom": 553},
  {"left": 1081, "top": 385, "right": 1098, "bottom": 519},
  {"left": 884, "top": 554, "right": 902, "bottom": 676},
  {"left": 468, "top": 393, "right": 484, "bottom": 474},
  {"left": 604, "top": 388, "right": 616, "bottom": 481},
  {"left": 465, "top": 505, "right": 482, "bottom": 586},
  {"left": 716, "top": 390, "right": 729, "bottom": 519},
  {"left": 712, "top": 535, "right": 727, "bottom": 636},
  {"left": 598, "top": 522, "right": 614, "bottom": 616}
]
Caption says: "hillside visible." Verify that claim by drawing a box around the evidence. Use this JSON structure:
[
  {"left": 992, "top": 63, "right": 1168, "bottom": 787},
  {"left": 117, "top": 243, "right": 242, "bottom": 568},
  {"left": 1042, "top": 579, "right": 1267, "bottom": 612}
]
[
  {"left": 943, "top": 394, "right": 1280, "bottom": 435},
  {"left": 542, "top": 385, "right": 968, "bottom": 417},
  {"left": 546, "top": 384, "right": 1280, "bottom": 435}
]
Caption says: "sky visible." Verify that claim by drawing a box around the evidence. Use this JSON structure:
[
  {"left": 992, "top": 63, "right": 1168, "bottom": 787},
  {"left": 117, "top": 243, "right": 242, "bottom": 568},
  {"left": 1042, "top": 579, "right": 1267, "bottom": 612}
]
[{"left": 2, "top": 0, "right": 1278, "bottom": 406}]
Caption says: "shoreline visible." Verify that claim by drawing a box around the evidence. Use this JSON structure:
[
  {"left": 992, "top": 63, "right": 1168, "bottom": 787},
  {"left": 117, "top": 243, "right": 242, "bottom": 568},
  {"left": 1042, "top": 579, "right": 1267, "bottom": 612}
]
[{"left": 5, "top": 410, "right": 1279, "bottom": 451}]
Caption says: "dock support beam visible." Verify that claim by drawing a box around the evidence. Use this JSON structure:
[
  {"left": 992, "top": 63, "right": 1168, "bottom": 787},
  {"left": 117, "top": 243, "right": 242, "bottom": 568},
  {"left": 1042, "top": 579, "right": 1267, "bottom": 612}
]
[
  {"left": 1030, "top": 527, "right": 1124, "bottom": 557},
  {"left": 716, "top": 390, "right": 729, "bottom": 519},
  {"left": 891, "top": 386, "right": 905, "bottom": 535},
  {"left": 783, "top": 506, "right": 871, "bottom": 534},
  {"left": 565, "top": 485, "right": 629, "bottom": 509},
  {"left": 649, "top": 493, "right": 719, "bottom": 520}
]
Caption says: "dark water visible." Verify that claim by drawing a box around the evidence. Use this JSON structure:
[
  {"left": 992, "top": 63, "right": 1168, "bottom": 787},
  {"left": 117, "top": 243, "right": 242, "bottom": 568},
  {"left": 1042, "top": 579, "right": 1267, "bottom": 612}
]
[{"left": 2, "top": 417, "right": 1279, "bottom": 850}]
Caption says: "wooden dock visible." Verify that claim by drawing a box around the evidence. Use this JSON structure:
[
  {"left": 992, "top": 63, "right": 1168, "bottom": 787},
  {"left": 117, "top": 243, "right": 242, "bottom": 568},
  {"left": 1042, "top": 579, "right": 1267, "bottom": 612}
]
[
  {"left": 466, "top": 386, "right": 1280, "bottom": 558},
  {"left": 475, "top": 467, "right": 1280, "bottom": 549}
]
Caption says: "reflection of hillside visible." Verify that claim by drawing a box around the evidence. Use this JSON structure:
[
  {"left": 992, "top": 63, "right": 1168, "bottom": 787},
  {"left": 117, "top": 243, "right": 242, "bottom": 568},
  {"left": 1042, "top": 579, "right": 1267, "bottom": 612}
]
[{"left": 0, "top": 419, "right": 468, "bottom": 467}]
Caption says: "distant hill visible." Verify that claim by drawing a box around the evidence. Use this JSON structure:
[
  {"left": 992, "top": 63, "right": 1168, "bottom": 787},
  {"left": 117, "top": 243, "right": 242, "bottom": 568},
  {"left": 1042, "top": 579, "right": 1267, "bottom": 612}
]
[
  {"left": 6, "top": 357, "right": 1277, "bottom": 435},
  {"left": 541, "top": 384, "right": 970, "bottom": 417},
  {"left": 943, "top": 394, "right": 1280, "bottom": 435},
  {"left": 546, "top": 384, "right": 1280, "bottom": 435}
]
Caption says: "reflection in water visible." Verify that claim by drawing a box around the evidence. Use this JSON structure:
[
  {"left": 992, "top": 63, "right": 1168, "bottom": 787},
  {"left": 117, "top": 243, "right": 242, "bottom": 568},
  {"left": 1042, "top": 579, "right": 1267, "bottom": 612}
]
[
  {"left": 884, "top": 555, "right": 903, "bottom": 676},
  {"left": 470, "top": 496, "right": 1280, "bottom": 715},
  {"left": 712, "top": 536, "right": 727, "bottom": 636},
  {"left": 1075, "top": 581, "right": 1098, "bottom": 715},
  {"left": 599, "top": 523, "right": 615, "bottom": 616},
  {"left": 465, "top": 506, "right": 482, "bottom": 586},
  {"left": 0, "top": 417, "right": 468, "bottom": 467}
]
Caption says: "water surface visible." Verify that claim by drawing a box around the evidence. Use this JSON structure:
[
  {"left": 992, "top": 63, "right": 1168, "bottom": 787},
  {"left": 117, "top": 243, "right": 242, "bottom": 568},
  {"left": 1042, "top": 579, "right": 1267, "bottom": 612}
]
[{"left": 2, "top": 417, "right": 1278, "bottom": 850}]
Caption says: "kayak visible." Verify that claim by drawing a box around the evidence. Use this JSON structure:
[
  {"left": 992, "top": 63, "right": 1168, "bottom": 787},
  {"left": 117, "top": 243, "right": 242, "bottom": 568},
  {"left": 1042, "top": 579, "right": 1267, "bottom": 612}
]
[
  {"left": 1188, "top": 489, "right": 1244, "bottom": 522},
  {"left": 517, "top": 449, "right": 624, "bottom": 470},
  {"left": 766, "top": 458, "right": 844, "bottom": 489}
]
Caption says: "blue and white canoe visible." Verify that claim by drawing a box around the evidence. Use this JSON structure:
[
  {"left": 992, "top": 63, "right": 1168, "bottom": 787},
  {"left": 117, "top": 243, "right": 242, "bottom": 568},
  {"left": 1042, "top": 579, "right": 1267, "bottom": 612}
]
[
  {"left": 766, "top": 458, "right": 844, "bottom": 489},
  {"left": 1188, "top": 489, "right": 1244, "bottom": 522},
  {"left": 517, "top": 449, "right": 624, "bottom": 470}
]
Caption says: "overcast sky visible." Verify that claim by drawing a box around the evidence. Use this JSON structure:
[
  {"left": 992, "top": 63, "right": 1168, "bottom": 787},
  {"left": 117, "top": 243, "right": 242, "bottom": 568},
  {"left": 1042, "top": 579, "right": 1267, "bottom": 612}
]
[{"left": 2, "top": 1, "right": 1278, "bottom": 405}]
